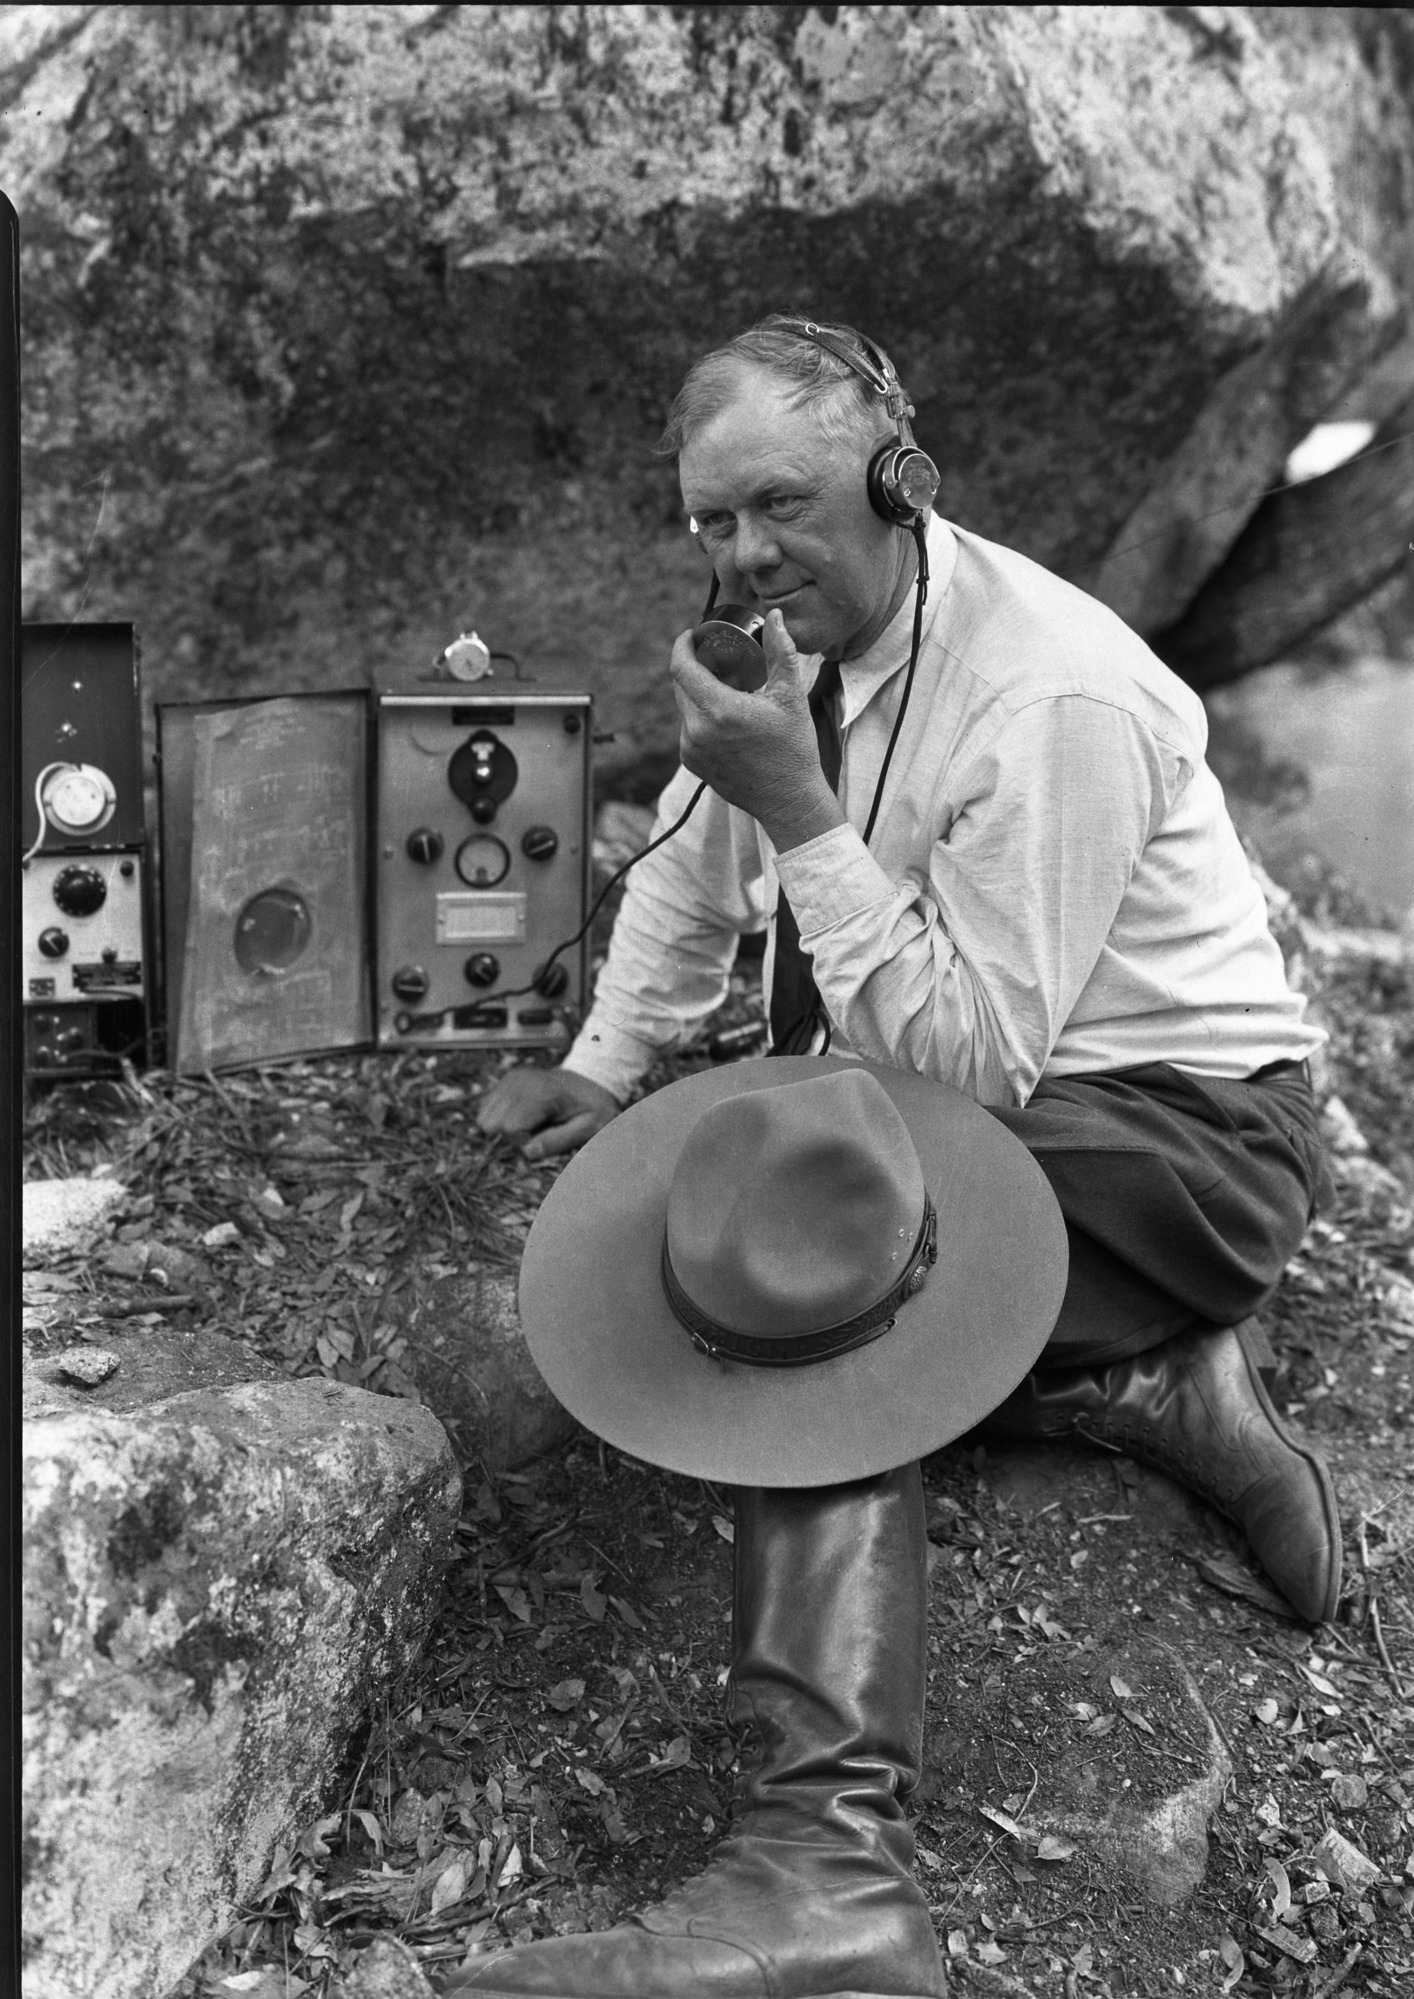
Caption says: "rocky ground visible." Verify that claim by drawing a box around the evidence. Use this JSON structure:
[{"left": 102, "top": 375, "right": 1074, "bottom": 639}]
[{"left": 21, "top": 851, "right": 1414, "bottom": 1999}]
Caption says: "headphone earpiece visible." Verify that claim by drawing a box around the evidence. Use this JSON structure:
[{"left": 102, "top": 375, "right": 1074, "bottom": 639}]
[
  {"left": 787, "top": 319, "right": 940, "bottom": 527},
  {"left": 867, "top": 441, "right": 940, "bottom": 526}
]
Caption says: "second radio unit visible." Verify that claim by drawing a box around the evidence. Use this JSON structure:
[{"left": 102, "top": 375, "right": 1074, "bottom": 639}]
[{"left": 376, "top": 688, "right": 592, "bottom": 1050}]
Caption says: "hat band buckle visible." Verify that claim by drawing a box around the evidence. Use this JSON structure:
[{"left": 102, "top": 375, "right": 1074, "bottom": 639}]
[{"left": 662, "top": 1195, "right": 938, "bottom": 1369}]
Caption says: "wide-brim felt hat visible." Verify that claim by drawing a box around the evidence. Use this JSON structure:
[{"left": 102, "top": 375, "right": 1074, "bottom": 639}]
[{"left": 519, "top": 1055, "right": 1068, "bottom": 1487}]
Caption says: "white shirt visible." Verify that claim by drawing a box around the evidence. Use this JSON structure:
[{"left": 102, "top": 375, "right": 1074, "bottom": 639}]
[{"left": 565, "top": 515, "right": 1323, "bottom": 1108}]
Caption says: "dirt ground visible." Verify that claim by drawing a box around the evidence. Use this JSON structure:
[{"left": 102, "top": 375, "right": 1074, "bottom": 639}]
[{"left": 21, "top": 857, "right": 1414, "bottom": 1999}]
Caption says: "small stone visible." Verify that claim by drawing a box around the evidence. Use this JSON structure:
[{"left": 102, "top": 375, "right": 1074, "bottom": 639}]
[
  {"left": 100, "top": 1243, "right": 150, "bottom": 1279},
  {"left": 23, "top": 1178, "right": 127, "bottom": 1264},
  {"left": 336, "top": 1935, "right": 439, "bottom": 1998},
  {"left": 1312, "top": 1828, "right": 1383, "bottom": 1891},
  {"left": 201, "top": 1222, "right": 242, "bottom": 1250},
  {"left": 1320, "top": 1096, "right": 1369, "bottom": 1156},
  {"left": 54, "top": 1346, "right": 120, "bottom": 1386}
]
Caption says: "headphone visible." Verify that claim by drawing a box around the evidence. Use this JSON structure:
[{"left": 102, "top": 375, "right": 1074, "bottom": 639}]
[{"left": 779, "top": 318, "right": 940, "bottom": 526}]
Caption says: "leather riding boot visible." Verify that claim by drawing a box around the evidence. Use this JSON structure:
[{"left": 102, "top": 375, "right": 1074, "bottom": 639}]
[
  {"left": 441, "top": 1463, "right": 946, "bottom": 1998},
  {"left": 980, "top": 1317, "right": 1342, "bottom": 1624}
]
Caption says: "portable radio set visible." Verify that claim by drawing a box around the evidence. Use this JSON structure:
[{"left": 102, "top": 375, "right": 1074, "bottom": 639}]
[
  {"left": 21, "top": 318, "right": 936, "bottom": 1080},
  {"left": 21, "top": 626, "right": 593, "bottom": 1077}
]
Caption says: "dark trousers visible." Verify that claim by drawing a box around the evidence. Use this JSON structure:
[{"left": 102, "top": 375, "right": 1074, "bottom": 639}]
[{"left": 987, "top": 1061, "right": 1324, "bottom": 1370}]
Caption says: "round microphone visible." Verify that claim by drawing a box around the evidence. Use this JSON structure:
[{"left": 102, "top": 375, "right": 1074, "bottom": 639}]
[{"left": 689, "top": 605, "right": 768, "bottom": 691}]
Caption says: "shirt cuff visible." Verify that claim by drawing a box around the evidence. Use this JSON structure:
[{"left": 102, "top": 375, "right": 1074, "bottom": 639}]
[
  {"left": 773, "top": 822, "right": 900, "bottom": 939},
  {"left": 561, "top": 1014, "right": 660, "bottom": 1102}
]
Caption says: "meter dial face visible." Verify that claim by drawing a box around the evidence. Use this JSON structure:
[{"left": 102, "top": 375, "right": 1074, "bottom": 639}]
[
  {"left": 455, "top": 834, "right": 511, "bottom": 888},
  {"left": 44, "top": 764, "right": 116, "bottom": 834}
]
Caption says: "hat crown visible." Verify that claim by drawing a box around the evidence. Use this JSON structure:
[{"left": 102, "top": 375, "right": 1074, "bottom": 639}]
[{"left": 665, "top": 1069, "right": 926, "bottom": 1340}]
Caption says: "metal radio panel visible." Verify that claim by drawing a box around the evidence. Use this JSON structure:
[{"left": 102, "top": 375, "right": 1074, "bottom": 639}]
[
  {"left": 157, "top": 693, "right": 372, "bottom": 1073},
  {"left": 21, "top": 624, "right": 145, "bottom": 852},
  {"left": 376, "top": 691, "right": 591, "bottom": 1050},
  {"left": 22, "top": 851, "right": 147, "bottom": 1002}
]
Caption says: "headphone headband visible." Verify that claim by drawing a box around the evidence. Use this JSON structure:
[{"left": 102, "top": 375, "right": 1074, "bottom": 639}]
[{"left": 785, "top": 319, "right": 918, "bottom": 449}]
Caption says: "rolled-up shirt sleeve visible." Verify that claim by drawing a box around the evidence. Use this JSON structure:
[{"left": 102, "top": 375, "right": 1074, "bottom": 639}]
[
  {"left": 775, "top": 695, "right": 1187, "bottom": 1107},
  {"left": 563, "top": 766, "right": 768, "bottom": 1100}
]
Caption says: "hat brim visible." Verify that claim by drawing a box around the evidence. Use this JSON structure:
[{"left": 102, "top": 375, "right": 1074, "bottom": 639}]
[{"left": 519, "top": 1056, "right": 1068, "bottom": 1487}]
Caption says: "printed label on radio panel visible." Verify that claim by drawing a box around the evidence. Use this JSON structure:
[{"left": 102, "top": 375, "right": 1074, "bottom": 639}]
[{"left": 435, "top": 893, "right": 527, "bottom": 944}]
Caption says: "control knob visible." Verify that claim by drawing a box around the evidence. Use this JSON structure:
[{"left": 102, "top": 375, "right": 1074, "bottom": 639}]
[
  {"left": 406, "top": 828, "right": 444, "bottom": 864},
  {"left": 463, "top": 953, "right": 500, "bottom": 989},
  {"left": 534, "top": 961, "right": 570, "bottom": 999},
  {"left": 53, "top": 865, "right": 107, "bottom": 917},
  {"left": 521, "top": 825, "right": 559, "bottom": 862},
  {"left": 391, "top": 965, "right": 430, "bottom": 1003},
  {"left": 38, "top": 927, "right": 69, "bottom": 959}
]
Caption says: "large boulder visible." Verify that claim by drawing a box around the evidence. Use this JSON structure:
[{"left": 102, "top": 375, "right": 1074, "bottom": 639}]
[
  {"left": 389, "top": 1261, "right": 578, "bottom": 1473},
  {"left": 23, "top": 1377, "right": 461, "bottom": 1999},
  {"left": 5, "top": 6, "right": 1411, "bottom": 790}
]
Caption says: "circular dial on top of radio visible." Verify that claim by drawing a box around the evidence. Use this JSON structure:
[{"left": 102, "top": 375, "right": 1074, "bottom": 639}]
[
  {"left": 42, "top": 763, "right": 117, "bottom": 835},
  {"left": 53, "top": 864, "right": 107, "bottom": 917},
  {"left": 455, "top": 834, "right": 511, "bottom": 888}
]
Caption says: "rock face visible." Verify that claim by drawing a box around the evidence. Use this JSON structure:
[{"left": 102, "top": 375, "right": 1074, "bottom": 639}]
[
  {"left": 22, "top": 1174, "right": 127, "bottom": 1261},
  {"left": 390, "top": 1262, "right": 578, "bottom": 1472},
  {"left": 23, "top": 1377, "right": 461, "bottom": 1999},
  {"left": 5, "top": 6, "right": 1411, "bottom": 792}
]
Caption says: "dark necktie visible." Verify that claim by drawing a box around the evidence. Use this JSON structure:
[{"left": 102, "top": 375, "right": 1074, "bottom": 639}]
[{"left": 768, "top": 659, "right": 843, "bottom": 1055}]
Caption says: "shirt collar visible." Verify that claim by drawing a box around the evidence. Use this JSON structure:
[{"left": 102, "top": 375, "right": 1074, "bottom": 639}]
[{"left": 836, "top": 514, "right": 957, "bottom": 728}]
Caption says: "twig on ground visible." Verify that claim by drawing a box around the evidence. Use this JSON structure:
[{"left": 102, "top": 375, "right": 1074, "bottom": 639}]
[
  {"left": 1369, "top": 1597, "right": 1405, "bottom": 1698},
  {"left": 1311, "top": 1943, "right": 1362, "bottom": 1999},
  {"left": 98, "top": 1292, "right": 198, "bottom": 1316},
  {"left": 1358, "top": 1513, "right": 1406, "bottom": 1697}
]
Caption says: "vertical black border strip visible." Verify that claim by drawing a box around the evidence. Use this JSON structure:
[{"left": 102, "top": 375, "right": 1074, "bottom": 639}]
[{"left": 1, "top": 187, "right": 23, "bottom": 1990}]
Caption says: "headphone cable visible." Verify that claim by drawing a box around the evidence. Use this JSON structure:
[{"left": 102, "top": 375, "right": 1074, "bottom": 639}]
[{"left": 772, "top": 517, "right": 931, "bottom": 1055}]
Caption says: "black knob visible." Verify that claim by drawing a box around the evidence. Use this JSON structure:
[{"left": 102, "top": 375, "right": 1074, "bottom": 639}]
[
  {"left": 406, "top": 828, "right": 444, "bottom": 865},
  {"left": 449, "top": 730, "right": 518, "bottom": 811},
  {"left": 463, "top": 952, "right": 500, "bottom": 988},
  {"left": 38, "top": 927, "right": 69, "bottom": 959},
  {"left": 521, "top": 825, "right": 559, "bottom": 862},
  {"left": 119, "top": 859, "right": 135, "bottom": 879},
  {"left": 102, "top": 946, "right": 117, "bottom": 963},
  {"left": 563, "top": 714, "right": 582, "bottom": 735},
  {"left": 391, "top": 965, "right": 430, "bottom": 1003},
  {"left": 53, "top": 865, "right": 106, "bottom": 917},
  {"left": 535, "top": 961, "right": 570, "bottom": 999},
  {"left": 470, "top": 796, "right": 499, "bottom": 825}
]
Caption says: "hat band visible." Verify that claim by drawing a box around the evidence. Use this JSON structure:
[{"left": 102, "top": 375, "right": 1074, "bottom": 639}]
[{"left": 662, "top": 1195, "right": 938, "bottom": 1368}]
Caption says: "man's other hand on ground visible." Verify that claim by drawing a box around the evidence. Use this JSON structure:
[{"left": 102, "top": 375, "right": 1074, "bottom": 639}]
[{"left": 476, "top": 1065, "right": 621, "bottom": 1160}]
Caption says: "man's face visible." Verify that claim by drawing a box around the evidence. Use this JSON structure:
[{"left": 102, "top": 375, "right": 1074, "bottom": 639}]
[{"left": 678, "top": 365, "right": 905, "bottom": 660}]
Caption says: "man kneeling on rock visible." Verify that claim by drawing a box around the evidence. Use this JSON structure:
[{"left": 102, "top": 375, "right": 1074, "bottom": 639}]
[{"left": 454, "top": 316, "right": 1339, "bottom": 1998}]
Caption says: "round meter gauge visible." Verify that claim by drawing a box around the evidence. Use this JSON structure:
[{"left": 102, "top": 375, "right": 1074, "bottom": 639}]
[
  {"left": 455, "top": 833, "right": 511, "bottom": 888},
  {"left": 43, "top": 763, "right": 117, "bottom": 835}
]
